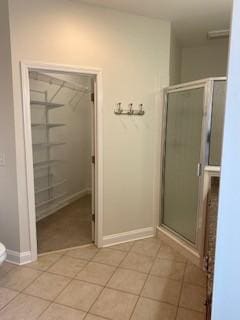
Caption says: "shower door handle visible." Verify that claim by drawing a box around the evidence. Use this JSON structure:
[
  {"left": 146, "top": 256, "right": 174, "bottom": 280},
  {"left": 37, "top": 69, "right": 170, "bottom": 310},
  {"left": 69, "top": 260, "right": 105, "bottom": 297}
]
[{"left": 197, "top": 163, "right": 202, "bottom": 177}]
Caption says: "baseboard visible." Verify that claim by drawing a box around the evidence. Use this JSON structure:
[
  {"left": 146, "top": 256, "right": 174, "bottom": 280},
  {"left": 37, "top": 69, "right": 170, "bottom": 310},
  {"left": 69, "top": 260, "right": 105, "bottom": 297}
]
[
  {"left": 63, "top": 188, "right": 92, "bottom": 204},
  {"left": 37, "top": 188, "right": 92, "bottom": 221},
  {"left": 102, "top": 227, "right": 155, "bottom": 247},
  {"left": 6, "top": 250, "right": 32, "bottom": 265},
  {"left": 157, "top": 226, "right": 201, "bottom": 266}
]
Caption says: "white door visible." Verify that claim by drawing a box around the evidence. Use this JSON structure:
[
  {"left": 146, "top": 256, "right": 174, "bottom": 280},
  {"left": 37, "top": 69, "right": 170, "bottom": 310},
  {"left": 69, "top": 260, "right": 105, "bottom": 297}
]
[{"left": 91, "top": 79, "right": 97, "bottom": 242}]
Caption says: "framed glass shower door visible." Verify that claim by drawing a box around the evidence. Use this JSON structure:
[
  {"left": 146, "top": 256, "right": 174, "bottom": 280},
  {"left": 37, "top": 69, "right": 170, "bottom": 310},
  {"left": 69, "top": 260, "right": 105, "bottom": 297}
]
[{"left": 161, "top": 86, "right": 206, "bottom": 245}]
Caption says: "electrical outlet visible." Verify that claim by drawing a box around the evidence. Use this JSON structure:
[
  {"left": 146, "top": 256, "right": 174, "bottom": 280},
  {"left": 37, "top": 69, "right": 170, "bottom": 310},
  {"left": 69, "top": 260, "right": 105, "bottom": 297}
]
[{"left": 0, "top": 153, "right": 6, "bottom": 166}]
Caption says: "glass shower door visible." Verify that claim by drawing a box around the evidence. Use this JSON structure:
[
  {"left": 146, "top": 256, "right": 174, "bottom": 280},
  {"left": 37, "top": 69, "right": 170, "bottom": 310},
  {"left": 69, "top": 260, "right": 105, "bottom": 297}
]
[{"left": 162, "top": 87, "right": 205, "bottom": 244}]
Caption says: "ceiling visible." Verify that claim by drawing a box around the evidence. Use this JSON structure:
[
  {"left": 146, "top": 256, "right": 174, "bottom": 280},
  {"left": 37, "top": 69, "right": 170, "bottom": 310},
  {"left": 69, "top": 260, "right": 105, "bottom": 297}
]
[{"left": 78, "top": 0, "right": 232, "bottom": 46}]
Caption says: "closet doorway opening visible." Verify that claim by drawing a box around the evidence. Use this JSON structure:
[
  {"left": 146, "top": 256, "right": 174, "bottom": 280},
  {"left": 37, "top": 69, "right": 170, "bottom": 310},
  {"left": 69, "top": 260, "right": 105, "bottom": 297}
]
[{"left": 21, "top": 63, "right": 103, "bottom": 260}]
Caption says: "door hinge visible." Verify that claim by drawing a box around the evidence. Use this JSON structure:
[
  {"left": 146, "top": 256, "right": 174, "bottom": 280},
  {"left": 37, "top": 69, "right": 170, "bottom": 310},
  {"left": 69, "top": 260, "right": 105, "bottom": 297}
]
[
  {"left": 203, "top": 255, "right": 209, "bottom": 272},
  {"left": 92, "top": 214, "right": 95, "bottom": 222},
  {"left": 197, "top": 163, "right": 202, "bottom": 177},
  {"left": 92, "top": 155, "right": 95, "bottom": 164},
  {"left": 91, "top": 92, "right": 94, "bottom": 102},
  {"left": 207, "top": 131, "right": 211, "bottom": 143}
]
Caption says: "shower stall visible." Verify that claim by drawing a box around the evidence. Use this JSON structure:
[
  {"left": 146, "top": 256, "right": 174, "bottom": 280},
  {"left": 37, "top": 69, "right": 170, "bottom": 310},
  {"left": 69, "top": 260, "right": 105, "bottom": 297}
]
[{"left": 159, "top": 78, "right": 226, "bottom": 261}]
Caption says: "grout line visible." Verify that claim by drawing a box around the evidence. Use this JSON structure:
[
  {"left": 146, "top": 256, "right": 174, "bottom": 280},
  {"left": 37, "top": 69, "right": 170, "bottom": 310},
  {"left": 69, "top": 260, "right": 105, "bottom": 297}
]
[
  {"left": 0, "top": 290, "right": 21, "bottom": 313},
  {"left": 48, "top": 240, "right": 114, "bottom": 313},
  {"left": 1, "top": 238, "right": 204, "bottom": 319},
  {"left": 174, "top": 260, "right": 188, "bottom": 320},
  {"left": 183, "top": 280, "right": 207, "bottom": 289},
  {"left": 38, "top": 242, "right": 94, "bottom": 257},
  {"left": 0, "top": 268, "right": 45, "bottom": 294},
  {"left": 177, "top": 306, "right": 205, "bottom": 316},
  {"left": 82, "top": 245, "right": 149, "bottom": 319},
  {"left": 25, "top": 253, "right": 63, "bottom": 272},
  {"left": 22, "top": 293, "right": 51, "bottom": 319},
  {"left": 129, "top": 242, "right": 163, "bottom": 320},
  {"left": 65, "top": 249, "right": 99, "bottom": 262},
  {"left": 36, "top": 301, "right": 87, "bottom": 319},
  {"left": 83, "top": 311, "right": 110, "bottom": 320},
  {"left": 0, "top": 243, "right": 132, "bottom": 317}
]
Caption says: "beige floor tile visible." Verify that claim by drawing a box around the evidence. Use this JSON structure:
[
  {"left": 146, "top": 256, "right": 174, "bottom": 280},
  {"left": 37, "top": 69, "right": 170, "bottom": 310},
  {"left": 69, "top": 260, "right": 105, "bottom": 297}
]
[
  {"left": 24, "top": 272, "right": 70, "bottom": 301},
  {"left": 48, "top": 256, "right": 87, "bottom": 278},
  {"left": 85, "top": 314, "right": 108, "bottom": 320},
  {"left": 184, "top": 263, "right": 207, "bottom": 287},
  {"left": 109, "top": 242, "right": 134, "bottom": 252},
  {"left": 150, "top": 259, "right": 185, "bottom": 281},
  {"left": 120, "top": 252, "right": 154, "bottom": 273},
  {"left": 130, "top": 238, "right": 161, "bottom": 257},
  {"left": 76, "top": 262, "right": 115, "bottom": 285},
  {"left": 38, "top": 303, "right": 86, "bottom": 319},
  {"left": 176, "top": 307, "right": 205, "bottom": 320},
  {"left": 26, "top": 254, "right": 62, "bottom": 271},
  {"left": 66, "top": 245, "right": 99, "bottom": 261},
  {"left": 92, "top": 249, "right": 126, "bottom": 267},
  {"left": 0, "top": 293, "right": 49, "bottom": 320},
  {"left": 142, "top": 275, "right": 182, "bottom": 306},
  {"left": 107, "top": 268, "right": 147, "bottom": 295},
  {"left": 157, "top": 244, "right": 186, "bottom": 263},
  {"left": 0, "top": 267, "right": 41, "bottom": 291},
  {"left": 179, "top": 283, "right": 206, "bottom": 313},
  {"left": 90, "top": 288, "right": 138, "bottom": 320},
  {"left": 0, "top": 262, "right": 16, "bottom": 279},
  {"left": 131, "top": 297, "right": 177, "bottom": 320},
  {"left": 0, "top": 287, "right": 18, "bottom": 309},
  {"left": 56, "top": 280, "right": 103, "bottom": 312}
]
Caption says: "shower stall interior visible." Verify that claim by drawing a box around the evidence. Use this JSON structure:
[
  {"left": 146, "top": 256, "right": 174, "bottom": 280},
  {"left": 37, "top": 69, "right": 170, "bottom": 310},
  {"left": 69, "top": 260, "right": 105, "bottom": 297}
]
[{"left": 159, "top": 77, "right": 226, "bottom": 261}]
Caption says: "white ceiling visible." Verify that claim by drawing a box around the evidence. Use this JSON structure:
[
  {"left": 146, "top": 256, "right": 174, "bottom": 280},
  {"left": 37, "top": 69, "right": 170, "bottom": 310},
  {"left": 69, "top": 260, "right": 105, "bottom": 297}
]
[{"left": 78, "top": 0, "right": 232, "bottom": 46}]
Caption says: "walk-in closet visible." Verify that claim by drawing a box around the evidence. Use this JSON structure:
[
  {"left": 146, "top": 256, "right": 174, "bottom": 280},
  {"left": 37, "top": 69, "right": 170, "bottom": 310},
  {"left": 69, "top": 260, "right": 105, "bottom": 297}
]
[{"left": 29, "top": 70, "right": 95, "bottom": 253}]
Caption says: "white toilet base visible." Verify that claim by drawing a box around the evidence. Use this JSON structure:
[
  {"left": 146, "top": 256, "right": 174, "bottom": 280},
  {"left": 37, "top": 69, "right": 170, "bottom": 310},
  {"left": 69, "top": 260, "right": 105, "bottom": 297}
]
[
  {"left": 0, "top": 251, "right": 6, "bottom": 265},
  {"left": 0, "top": 242, "right": 7, "bottom": 265}
]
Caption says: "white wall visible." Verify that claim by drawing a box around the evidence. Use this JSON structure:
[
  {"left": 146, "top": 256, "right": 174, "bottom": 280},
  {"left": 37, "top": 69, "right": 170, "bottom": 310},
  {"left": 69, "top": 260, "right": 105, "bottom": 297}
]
[
  {"left": 7, "top": 0, "right": 171, "bottom": 252},
  {"left": 0, "top": 0, "right": 20, "bottom": 252},
  {"left": 30, "top": 73, "right": 92, "bottom": 220},
  {"left": 169, "top": 29, "right": 181, "bottom": 85},
  {"left": 181, "top": 40, "right": 229, "bottom": 82},
  {"left": 212, "top": 0, "right": 240, "bottom": 318}
]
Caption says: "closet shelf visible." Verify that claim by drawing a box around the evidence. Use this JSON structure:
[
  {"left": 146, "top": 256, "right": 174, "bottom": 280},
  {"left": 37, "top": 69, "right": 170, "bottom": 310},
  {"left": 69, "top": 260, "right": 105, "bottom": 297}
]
[
  {"left": 30, "top": 100, "right": 64, "bottom": 109},
  {"left": 32, "top": 142, "right": 66, "bottom": 148},
  {"left": 33, "top": 160, "right": 64, "bottom": 170},
  {"left": 36, "top": 193, "right": 66, "bottom": 208},
  {"left": 34, "top": 173, "right": 54, "bottom": 181},
  {"left": 31, "top": 123, "right": 65, "bottom": 128},
  {"left": 35, "top": 180, "right": 67, "bottom": 194}
]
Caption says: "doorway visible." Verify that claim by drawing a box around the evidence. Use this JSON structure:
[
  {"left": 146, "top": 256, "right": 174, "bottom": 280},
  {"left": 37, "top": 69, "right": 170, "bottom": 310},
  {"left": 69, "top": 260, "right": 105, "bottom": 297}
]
[{"left": 21, "top": 62, "right": 103, "bottom": 260}]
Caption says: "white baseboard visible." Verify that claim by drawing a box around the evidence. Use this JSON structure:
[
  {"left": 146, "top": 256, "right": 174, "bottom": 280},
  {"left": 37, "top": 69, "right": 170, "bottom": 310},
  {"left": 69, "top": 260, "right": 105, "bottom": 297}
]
[
  {"left": 102, "top": 227, "right": 155, "bottom": 247},
  {"left": 37, "top": 188, "right": 92, "bottom": 221},
  {"left": 64, "top": 188, "right": 92, "bottom": 204},
  {"left": 6, "top": 250, "right": 32, "bottom": 265},
  {"left": 157, "top": 226, "right": 201, "bottom": 266}
]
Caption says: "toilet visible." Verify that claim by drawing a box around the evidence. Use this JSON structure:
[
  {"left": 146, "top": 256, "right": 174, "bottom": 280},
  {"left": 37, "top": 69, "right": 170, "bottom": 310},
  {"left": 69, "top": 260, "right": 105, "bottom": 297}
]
[{"left": 0, "top": 242, "right": 6, "bottom": 265}]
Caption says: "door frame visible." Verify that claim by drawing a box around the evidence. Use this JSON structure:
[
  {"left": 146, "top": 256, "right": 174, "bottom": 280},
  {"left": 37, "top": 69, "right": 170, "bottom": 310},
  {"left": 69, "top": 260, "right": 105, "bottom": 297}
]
[
  {"left": 21, "top": 61, "right": 103, "bottom": 262},
  {"left": 159, "top": 78, "right": 225, "bottom": 259}
]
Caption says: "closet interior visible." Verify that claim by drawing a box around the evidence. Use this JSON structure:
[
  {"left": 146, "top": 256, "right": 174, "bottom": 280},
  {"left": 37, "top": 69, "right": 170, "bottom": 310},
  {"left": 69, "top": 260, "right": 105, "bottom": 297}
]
[{"left": 29, "top": 70, "right": 95, "bottom": 253}]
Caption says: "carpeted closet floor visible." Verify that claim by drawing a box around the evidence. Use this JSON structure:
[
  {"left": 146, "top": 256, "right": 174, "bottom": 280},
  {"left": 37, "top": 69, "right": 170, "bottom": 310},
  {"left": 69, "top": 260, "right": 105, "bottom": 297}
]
[{"left": 37, "top": 195, "right": 92, "bottom": 254}]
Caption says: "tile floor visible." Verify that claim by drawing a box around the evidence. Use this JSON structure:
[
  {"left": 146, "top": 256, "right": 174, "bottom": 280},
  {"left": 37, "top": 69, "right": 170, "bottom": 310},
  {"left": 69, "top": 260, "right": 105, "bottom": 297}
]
[
  {"left": 37, "top": 195, "right": 92, "bottom": 253},
  {"left": 0, "top": 237, "right": 207, "bottom": 319}
]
